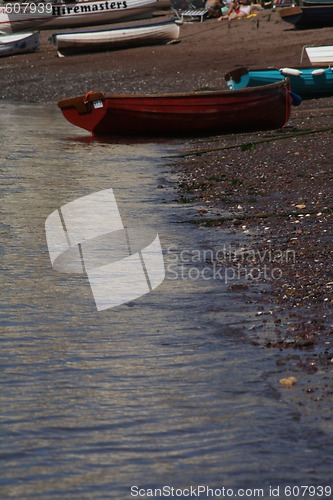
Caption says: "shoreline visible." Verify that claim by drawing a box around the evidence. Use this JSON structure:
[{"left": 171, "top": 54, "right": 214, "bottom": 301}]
[
  {"left": 174, "top": 97, "right": 332, "bottom": 349},
  {"left": 2, "top": 10, "right": 332, "bottom": 393}
]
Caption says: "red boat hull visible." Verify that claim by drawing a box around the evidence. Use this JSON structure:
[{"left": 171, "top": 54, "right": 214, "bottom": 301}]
[{"left": 58, "top": 80, "right": 291, "bottom": 136}]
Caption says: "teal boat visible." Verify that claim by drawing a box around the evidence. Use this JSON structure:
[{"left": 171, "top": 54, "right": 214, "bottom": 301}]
[{"left": 225, "top": 66, "right": 333, "bottom": 99}]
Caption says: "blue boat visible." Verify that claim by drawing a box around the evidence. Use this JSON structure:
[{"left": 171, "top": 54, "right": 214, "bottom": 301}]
[
  {"left": 279, "top": 5, "right": 333, "bottom": 28},
  {"left": 225, "top": 66, "right": 333, "bottom": 99}
]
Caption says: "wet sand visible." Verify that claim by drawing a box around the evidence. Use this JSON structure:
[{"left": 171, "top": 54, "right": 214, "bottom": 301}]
[
  {"left": 175, "top": 98, "right": 332, "bottom": 363},
  {"left": 1, "top": 9, "right": 332, "bottom": 390}
]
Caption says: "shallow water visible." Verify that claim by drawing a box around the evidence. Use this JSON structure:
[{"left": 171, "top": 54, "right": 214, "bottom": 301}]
[{"left": 1, "top": 103, "right": 332, "bottom": 500}]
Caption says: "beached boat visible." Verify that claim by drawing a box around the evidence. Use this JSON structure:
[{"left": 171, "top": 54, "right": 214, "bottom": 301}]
[
  {"left": 279, "top": 5, "right": 333, "bottom": 28},
  {"left": 302, "top": 0, "right": 333, "bottom": 5},
  {"left": 0, "top": 0, "right": 160, "bottom": 34},
  {"left": 0, "top": 31, "right": 40, "bottom": 57},
  {"left": 225, "top": 66, "right": 333, "bottom": 99},
  {"left": 303, "top": 45, "right": 333, "bottom": 66},
  {"left": 58, "top": 80, "right": 292, "bottom": 137},
  {"left": 49, "top": 19, "right": 179, "bottom": 56}
]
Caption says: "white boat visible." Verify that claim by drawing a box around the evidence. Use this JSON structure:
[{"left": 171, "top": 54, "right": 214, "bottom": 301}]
[
  {"left": 0, "top": 0, "right": 161, "bottom": 34},
  {"left": 0, "top": 31, "right": 40, "bottom": 56},
  {"left": 49, "top": 19, "right": 179, "bottom": 56},
  {"left": 303, "top": 45, "right": 333, "bottom": 66}
]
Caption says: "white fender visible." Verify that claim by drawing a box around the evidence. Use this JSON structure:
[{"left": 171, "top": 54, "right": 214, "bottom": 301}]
[
  {"left": 312, "top": 69, "right": 325, "bottom": 76},
  {"left": 280, "top": 68, "right": 302, "bottom": 77},
  {"left": 226, "top": 79, "right": 234, "bottom": 90}
]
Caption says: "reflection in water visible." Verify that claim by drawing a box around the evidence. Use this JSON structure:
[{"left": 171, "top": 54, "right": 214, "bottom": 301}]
[{"left": 1, "top": 103, "right": 332, "bottom": 499}]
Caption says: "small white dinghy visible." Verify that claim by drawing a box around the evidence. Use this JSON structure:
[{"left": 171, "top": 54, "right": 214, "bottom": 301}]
[
  {"left": 49, "top": 19, "right": 179, "bottom": 56},
  {"left": 303, "top": 45, "right": 333, "bottom": 66},
  {"left": 0, "top": 0, "right": 161, "bottom": 34},
  {"left": 0, "top": 31, "right": 40, "bottom": 57}
]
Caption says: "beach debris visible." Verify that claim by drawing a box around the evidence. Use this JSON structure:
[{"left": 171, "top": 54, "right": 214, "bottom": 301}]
[
  {"left": 241, "top": 142, "right": 256, "bottom": 151},
  {"left": 295, "top": 204, "right": 306, "bottom": 209},
  {"left": 280, "top": 376, "right": 297, "bottom": 387}
]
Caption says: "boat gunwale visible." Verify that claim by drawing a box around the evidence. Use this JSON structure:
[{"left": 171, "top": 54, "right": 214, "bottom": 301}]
[
  {"left": 226, "top": 65, "right": 333, "bottom": 72},
  {"left": 51, "top": 18, "right": 177, "bottom": 37},
  {"left": 280, "top": 4, "right": 333, "bottom": 13},
  {"left": 111, "top": 79, "right": 289, "bottom": 97},
  {"left": 279, "top": 5, "right": 302, "bottom": 16},
  {"left": 225, "top": 66, "right": 333, "bottom": 81},
  {"left": 0, "top": 30, "right": 39, "bottom": 44},
  {"left": 58, "top": 80, "right": 290, "bottom": 110}
]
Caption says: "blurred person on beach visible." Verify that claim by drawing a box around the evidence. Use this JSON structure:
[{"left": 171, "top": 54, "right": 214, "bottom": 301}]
[
  {"left": 217, "top": 0, "right": 251, "bottom": 20},
  {"left": 205, "top": 0, "right": 223, "bottom": 17}
]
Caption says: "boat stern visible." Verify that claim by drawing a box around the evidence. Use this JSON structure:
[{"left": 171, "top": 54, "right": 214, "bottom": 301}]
[{"left": 224, "top": 67, "right": 250, "bottom": 90}]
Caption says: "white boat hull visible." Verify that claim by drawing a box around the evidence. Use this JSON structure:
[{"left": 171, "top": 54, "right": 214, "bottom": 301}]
[
  {"left": 0, "top": 31, "right": 40, "bottom": 56},
  {"left": 50, "top": 20, "right": 179, "bottom": 56},
  {"left": 305, "top": 45, "right": 333, "bottom": 66},
  {"left": 0, "top": 0, "right": 160, "bottom": 33}
]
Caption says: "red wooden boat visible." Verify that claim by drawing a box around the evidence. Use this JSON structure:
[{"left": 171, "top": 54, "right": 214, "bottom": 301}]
[{"left": 58, "top": 80, "right": 292, "bottom": 137}]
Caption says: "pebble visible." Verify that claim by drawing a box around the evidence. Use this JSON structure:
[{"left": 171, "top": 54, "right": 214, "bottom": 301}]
[{"left": 280, "top": 376, "right": 298, "bottom": 387}]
